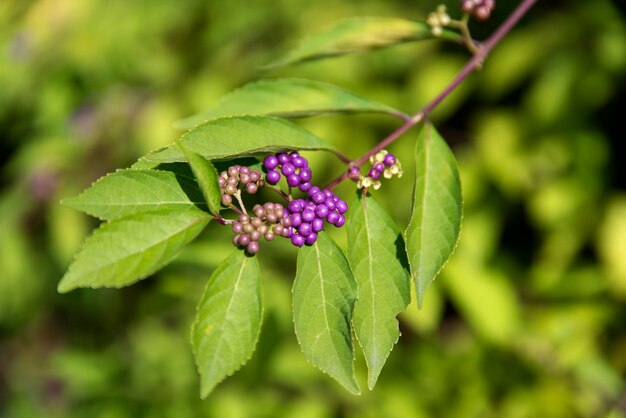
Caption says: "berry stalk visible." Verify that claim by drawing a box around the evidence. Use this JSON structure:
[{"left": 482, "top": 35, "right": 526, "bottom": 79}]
[{"left": 326, "top": 0, "right": 538, "bottom": 190}]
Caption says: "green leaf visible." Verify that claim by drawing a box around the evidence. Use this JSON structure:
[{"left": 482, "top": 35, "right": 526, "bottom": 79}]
[
  {"left": 267, "top": 17, "right": 460, "bottom": 67},
  {"left": 192, "top": 250, "right": 262, "bottom": 398},
  {"left": 145, "top": 116, "right": 337, "bottom": 163},
  {"left": 62, "top": 169, "right": 207, "bottom": 221},
  {"left": 293, "top": 231, "right": 360, "bottom": 394},
  {"left": 58, "top": 208, "right": 211, "bottom": 293},
  {"left": 174, "top": 78, "right": 404, "bottom": 129},
  {"left": 347, "top": 193, "right": 410, "bottom": 389},
  {"left": 176, "top": 142, "right": 222, "bottom": 216},
  {"left": 405, "top": 123, "right": 462, "bottom": 307}
]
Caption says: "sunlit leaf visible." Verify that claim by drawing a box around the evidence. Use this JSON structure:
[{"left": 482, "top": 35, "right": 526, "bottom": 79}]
[
  {"left": 58, "top": 208, "right": 211, "bottom": 292},
  {"left": 267, "top": 17, "right": 460, "bottom": 67},
  {"left": 174, "top": 78, "right": 405, "bottom": 129},
  {"left": 405, "top": 123, "right": 462, "bottom": 307},
  {"left": 62, "top": 169, "right": 206, "bottom": 221},
  {"left": 145, "top": 116, "right": 337, "bottom": 163},
  {"left": 177, "top": 142, "right": 222, "bottom": 216},
  {"left": 347, "top": 193, "right": 410, "bottom": 389},
  {"left": 293, "top": 231, "right": 360, "bottom": 394},
  {"left": 192, "top": 250, "right": 262, "bottom": 398}
]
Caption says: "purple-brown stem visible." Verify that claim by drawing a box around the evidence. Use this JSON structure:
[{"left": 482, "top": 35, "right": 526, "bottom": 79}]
[{"left": 326, "top": 0, "right": 538, "bottom": 190}]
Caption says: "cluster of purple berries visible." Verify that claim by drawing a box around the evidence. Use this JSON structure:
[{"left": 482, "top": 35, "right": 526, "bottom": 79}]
[
  {"left": 220, "top": 151, "right": 350, "bottom": 254},
  {"left": 263, "top": 152, "right": 312, "bottom": 192},
  {"left": 368, "top": 153, "right": 397, "bottom": 180},
  {"left": 218, "top": 165, "right": 264, "bottom": 206},
  {"left": 282, "top": 187, "right": 348, "bottom": 247},
  {"left": 461, "top": 0, "right": 495, "bottom": 20}
]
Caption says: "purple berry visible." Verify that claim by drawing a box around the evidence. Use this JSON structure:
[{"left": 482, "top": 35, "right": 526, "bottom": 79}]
[
  {"left": 315, "top": 204, "right": 329, "bottom": 219},
  {"left": 281, "top": 163, "right": 295, "bottom": 176},
  {"left": 292, "top": 156, "right": 307, "bottom": 168},
  {"left": 299, "top": 167, "right": 312, "bottom": 182},
  {"left": 312, "top": 218, "right": 324, "bottom": 232},
  {"left": 323, "top": 190, "right": 334, "bottom": 199},
  {"left": 311, "top": 191, "right": 326, "bottom": 204},
  {"left": 238, "top": 234, "right": 250, "bottom": 246},
  {"left": 287, "top": 173, "right": 300, "bottom": 187},
  {"left": 245, "top": 183, "right": 258, "bottom": 194},
  {"left": 301, "top": 208, "right": 316, "bottom": 223},
  {"left": 221, "top": 194, "right": 233, "bottom": 206},
  {"left": 288, "top": 200, "right": 303, "bottom": 213},
  {"left": 263, "top": 155, "right": 279, "bottom": 170},
  {"left": 347, "top": 166, "right": 361, "bottom": 181},
  {"left": 277, "top": 153, "right": 290, "bottom": 164},
  {"left": 250, "top": 170, "right": 261, "bottom": 182},
  {"left": 383, "top": 154, "right": 397, "bottom": 167},
  {"left": 299, "top": 182, "right": 311, "bottom": 192},
  {"left": 325, "top": 199, "right": 336, "bottom": 211},
  {"left": 290, "top": 213, "right": 302, "bottom": 227},
  {"left": 298, "top": 222, "right": 312, "bottom": 237},
  {"left": 334, "top": 214, "right": 346, "bottom": 227},
  {"left": 373, "top": 162, "right": 385, "bottom": 172},
  {"left": 368, "top": 168, "right": 381, "bottom": 180},
  {"left": 266, "top": 170, "right": 281, "bottom": 184},
  {"left": 291, "top": 234, "right": 305, "bottom": 247},
  {"left": 247, "top": 241, "right": 260, "bottom": 254},
  {"left": 308, "top": 186, "right": 320, "bottom": 196},
  {"left": 335, "top": 199, "right": 348, "bottom": 214},
  {"left": 475, "top": 5, "right": 491, "bottom": 20},
  {"left": 283, "top": 226, "right": 294, "bottom": 238},
  {"left": 327, "top": 211, "right": 340, "bottom": 225},
  {"left": 305, "top": 232, "right": 318, "bottom": 245}
]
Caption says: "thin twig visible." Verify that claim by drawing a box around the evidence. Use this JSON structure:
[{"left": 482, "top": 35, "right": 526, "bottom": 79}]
[{"left": 326, "top": 0, "right": 538, "bottom": 190}]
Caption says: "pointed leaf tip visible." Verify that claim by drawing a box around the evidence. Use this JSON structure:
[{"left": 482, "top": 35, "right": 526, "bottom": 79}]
[
  {"left": 58, "top": 209, "right": 211, "bottom": 292},
  {"left": 347, "top": 193, "right": 411, "bottom": 389},
  {"left": 192, "top": 250, "right": 263, "bottom": 397},
  {"left": 293, "top": 231, "right": 360, "bottom": 394},
  {"left": 405, "top": 123, "right": 462, "bottom": 308}
]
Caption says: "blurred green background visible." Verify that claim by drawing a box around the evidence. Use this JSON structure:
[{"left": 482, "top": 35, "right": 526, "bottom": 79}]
[{"left": 1, "top": 0, "right": 625, "bottom": 417}]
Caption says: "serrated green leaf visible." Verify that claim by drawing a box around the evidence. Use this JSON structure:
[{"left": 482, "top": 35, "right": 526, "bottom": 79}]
[
  {"left": 405, "top": 123, "right": 462, "bottom": 307},
  {"left": 176, "top": 142, "right": 222, "bottom": 215},
  {"left": 58, "top": 209, "right": 211, "bottom": 293},
  {"left": 192, "top": 250, "right": 262, "bottom": 398},
  {"left": 62, "top": 169, "right": 207, "bottom": 221},
  {"left": 174, "top": 79, "right": 404, "bottom": 129},
  {"left": 347, "top": 193, "right": 410, "bottom": 389},
  {"left": 145, "top": 116, "right": 337, "bottom": 163},
  {"left": 267, "top": 17, "right": 461, "bottom": 67},
  {"left": 293, "top": 231, "right": 360, "bottom": 394}
]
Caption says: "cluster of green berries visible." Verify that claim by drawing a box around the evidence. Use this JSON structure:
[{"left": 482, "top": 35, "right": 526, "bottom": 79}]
[
  {"left": 461, "top": 0, "right": 495, "bottom": 20},
  {"left": 347, "top": 151, "right": 402, "bottom": 190},
  {"left": 427, "top": 5, "right": 451, "bottom": 36},
  {"left": 218, "top": 165, "right": 264, "bottom": 206}
]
